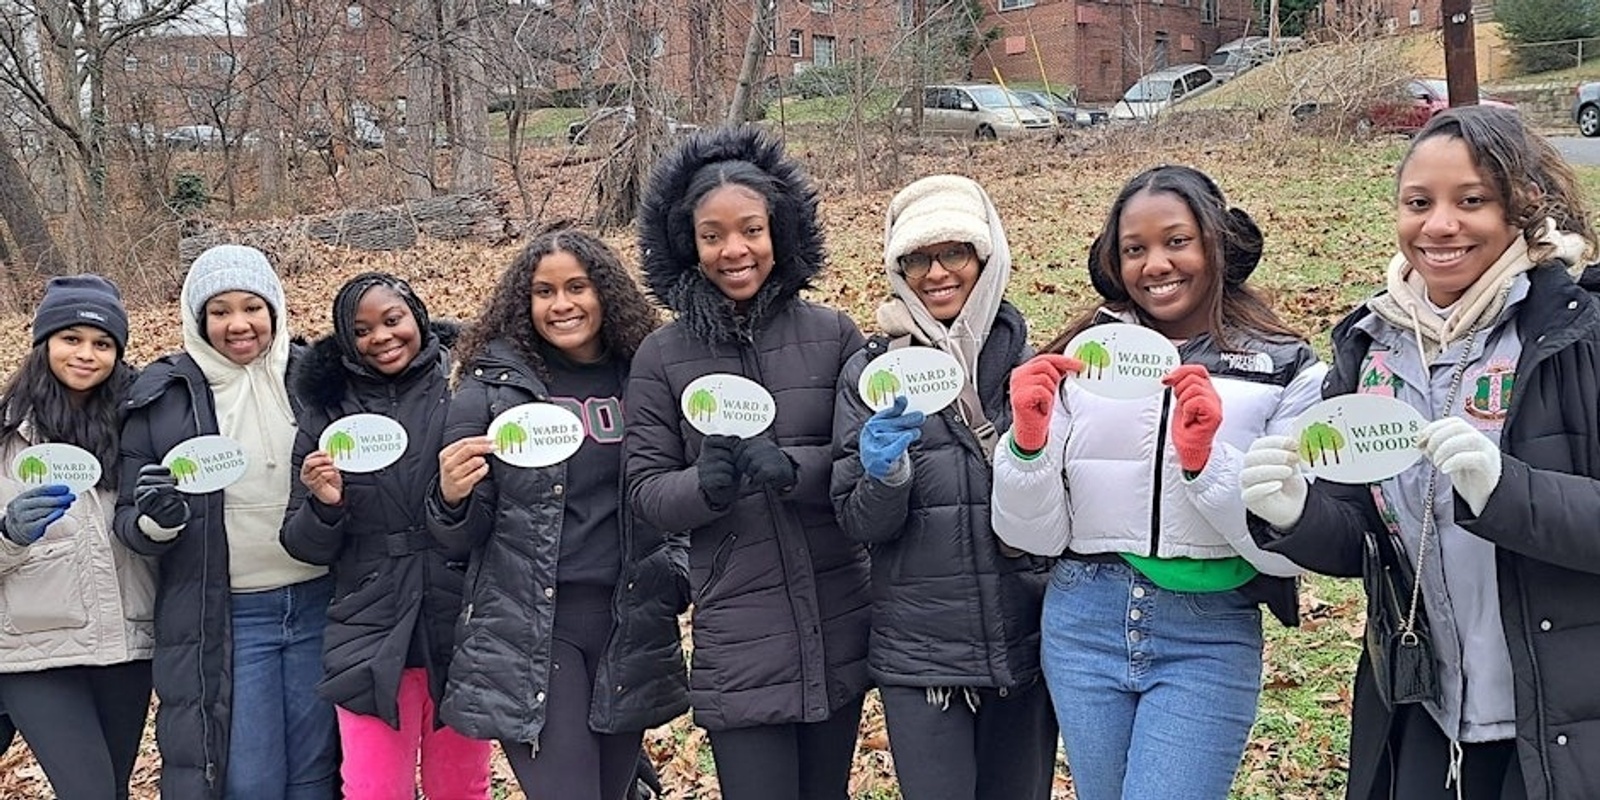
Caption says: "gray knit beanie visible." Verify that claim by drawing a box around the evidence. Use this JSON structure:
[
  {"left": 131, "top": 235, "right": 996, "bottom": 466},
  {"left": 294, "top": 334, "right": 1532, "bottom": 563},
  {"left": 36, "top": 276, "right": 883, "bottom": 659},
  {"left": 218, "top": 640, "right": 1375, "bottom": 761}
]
[{"left": 184, "top": 244, "right": 286, "bottom": 325}]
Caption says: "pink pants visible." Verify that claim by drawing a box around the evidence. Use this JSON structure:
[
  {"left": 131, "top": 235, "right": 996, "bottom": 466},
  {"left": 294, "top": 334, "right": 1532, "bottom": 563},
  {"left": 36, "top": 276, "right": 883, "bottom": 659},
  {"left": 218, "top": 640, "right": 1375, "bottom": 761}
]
[{"left": 336, "top": 668, "right": 492, "bottom": 800}]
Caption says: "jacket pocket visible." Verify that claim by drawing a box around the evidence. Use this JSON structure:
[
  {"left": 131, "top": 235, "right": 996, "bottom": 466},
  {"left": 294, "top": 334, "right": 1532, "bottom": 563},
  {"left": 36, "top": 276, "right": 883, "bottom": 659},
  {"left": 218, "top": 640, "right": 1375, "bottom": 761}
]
[
  {"left": 1, "top": 544, "right": 90, "bottom": 634},
  {"left": 696, "top": 533, "right": 738, "bottom": 602}
]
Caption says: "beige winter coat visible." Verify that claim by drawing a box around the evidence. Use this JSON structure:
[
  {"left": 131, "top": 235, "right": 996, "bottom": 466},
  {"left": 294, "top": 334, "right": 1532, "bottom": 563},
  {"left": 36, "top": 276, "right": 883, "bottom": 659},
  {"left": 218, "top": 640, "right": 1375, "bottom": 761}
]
[{"left": 0, "top": 426, "right": 156, "bottom": 672}]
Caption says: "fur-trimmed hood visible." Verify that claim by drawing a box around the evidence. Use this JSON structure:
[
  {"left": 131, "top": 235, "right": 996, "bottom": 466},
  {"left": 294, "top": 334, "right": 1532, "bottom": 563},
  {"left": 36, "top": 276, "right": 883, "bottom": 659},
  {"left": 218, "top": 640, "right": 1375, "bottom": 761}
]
[
  {"left": 292, "top": 320, "right": 461, "bottom": 409},
  {"left": 636, "top": 125, "right": 826, "bottom": 344}
]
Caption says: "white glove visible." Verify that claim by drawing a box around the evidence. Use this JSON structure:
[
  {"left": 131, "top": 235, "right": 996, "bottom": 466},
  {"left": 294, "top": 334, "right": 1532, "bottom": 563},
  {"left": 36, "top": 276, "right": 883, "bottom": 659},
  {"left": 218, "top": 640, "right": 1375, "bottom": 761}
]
[
  {"left": 1241, "top": 435, "right": 1309, "bottom": 529},
  {"left": 1418, "top": 417, "right": 1502, "bottom": 516}
]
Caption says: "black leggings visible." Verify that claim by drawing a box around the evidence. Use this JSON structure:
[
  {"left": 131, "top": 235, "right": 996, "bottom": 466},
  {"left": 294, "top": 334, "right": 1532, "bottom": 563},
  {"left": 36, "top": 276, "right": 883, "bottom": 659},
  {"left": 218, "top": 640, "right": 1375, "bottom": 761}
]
[
  {"left": 706, "top": 696, "right": 864, "bottom": 800},
  {"left": 0, "top": 660, "right": 153, "bottom": 800},
  {"left": 1383, "top": 703, "right": 1527, "bottom": 800},
  {"left": 501, "top": 585, "right": 642, "bottom": 800}
]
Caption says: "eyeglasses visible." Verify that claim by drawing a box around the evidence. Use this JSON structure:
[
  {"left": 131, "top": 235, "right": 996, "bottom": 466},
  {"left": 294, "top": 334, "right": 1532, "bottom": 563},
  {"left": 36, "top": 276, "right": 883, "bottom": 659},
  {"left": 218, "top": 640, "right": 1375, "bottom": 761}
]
[{"left": 896, "top": 244, "right": 977, "bottom": 280}]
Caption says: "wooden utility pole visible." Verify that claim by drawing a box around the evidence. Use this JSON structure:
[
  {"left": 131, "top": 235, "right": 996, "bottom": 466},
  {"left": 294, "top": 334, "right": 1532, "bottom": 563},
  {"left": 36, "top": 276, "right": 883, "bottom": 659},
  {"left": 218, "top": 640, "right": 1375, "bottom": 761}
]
[{"left": 1442, "top": 0, "right": 1479, "bottom": 105}]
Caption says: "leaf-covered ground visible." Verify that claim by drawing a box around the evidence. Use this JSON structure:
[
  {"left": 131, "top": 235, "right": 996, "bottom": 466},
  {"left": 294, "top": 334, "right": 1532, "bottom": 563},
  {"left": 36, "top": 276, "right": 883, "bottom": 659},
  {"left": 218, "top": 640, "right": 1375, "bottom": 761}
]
[{"left": 3, "top": 119, "right": 1592, "bottom": 798}]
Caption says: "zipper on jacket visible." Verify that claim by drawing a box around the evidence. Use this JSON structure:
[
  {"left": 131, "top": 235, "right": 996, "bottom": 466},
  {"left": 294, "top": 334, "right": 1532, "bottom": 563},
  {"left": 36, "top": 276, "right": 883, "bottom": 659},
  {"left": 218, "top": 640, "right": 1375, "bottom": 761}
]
[{"left": 1149, "top": 388, "right": 1173, "bottom": 556}]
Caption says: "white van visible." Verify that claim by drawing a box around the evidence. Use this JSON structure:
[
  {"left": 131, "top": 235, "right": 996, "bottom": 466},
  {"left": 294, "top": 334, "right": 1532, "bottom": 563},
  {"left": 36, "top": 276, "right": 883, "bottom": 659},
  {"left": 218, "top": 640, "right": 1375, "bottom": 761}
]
[{"left": 1110, "top": 65, "right": 1217, "bottom": 121}]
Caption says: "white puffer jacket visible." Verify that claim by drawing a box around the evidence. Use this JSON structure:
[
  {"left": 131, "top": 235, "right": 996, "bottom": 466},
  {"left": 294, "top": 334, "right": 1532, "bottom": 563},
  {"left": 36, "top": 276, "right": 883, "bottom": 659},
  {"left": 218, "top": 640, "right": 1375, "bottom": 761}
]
[{"left": 0, "top": 427, "right": 156, "bottom": 672}]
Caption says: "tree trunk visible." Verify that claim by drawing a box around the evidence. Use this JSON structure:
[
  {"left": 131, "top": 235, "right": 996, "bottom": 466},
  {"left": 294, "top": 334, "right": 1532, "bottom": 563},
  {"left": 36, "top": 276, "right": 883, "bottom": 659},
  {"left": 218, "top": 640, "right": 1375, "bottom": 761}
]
[
  {"left": 400, "top": 0, "right": 440, "bottom": 198},
  {"left": 725, "top": 0, "right": 776, "bottom": 124},
  {"left": 445, "top": 0, "right": 489, "bottom": 192},
  {"left": 0, "top": 126, "right": 67, "bottom": 277}
]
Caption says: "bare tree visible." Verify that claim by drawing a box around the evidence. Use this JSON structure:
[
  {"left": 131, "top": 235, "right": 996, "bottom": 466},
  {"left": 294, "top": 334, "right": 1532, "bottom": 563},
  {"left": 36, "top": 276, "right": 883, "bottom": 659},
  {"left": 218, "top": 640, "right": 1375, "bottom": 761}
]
[
  {"left": 0, "top": 122, "right": 66, "bottom": 277},
  {"left": 726, "top": 0, "right": 775, "bottom": 123}
]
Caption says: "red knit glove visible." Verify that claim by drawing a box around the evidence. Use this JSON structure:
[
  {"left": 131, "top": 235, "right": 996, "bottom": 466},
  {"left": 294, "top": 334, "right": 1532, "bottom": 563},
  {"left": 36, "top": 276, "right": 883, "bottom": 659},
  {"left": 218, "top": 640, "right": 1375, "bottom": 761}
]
[
  {"left": 1163, "top": 364, "right": 1223, "bottom": 473},
  {"left": 1009, "top": 354, "right": 1084, "bottom": 453}
]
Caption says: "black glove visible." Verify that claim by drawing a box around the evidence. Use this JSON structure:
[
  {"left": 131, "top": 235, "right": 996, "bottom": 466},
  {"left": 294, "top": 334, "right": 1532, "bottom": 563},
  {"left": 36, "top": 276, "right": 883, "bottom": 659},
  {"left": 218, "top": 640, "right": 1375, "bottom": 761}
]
[
  {"left": 696, "top": 435, "right": 742, "bottom": 510},
  {"left": 3, "top": 484, "right": 75, "bottom": 546},
  {"left": 135, "top": 464, "right": 191, "bottom": 529},
  {"left": 736, "top": 437, "right": 797, "bottom": 493}
]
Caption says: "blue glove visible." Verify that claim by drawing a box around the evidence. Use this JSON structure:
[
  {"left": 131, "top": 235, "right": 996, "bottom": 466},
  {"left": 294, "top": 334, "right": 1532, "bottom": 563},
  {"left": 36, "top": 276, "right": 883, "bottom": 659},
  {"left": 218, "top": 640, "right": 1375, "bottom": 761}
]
[
  {"left": 859, "top": 396, "right": 926, "bottom": 482},
  {"left": 3, "top": 484, "right": 75, "bottom": 546}
]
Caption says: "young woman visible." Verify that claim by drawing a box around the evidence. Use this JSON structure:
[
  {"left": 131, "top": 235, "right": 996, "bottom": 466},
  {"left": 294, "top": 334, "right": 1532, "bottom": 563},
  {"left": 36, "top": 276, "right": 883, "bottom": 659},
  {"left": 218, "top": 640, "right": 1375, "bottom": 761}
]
[
  {"left": 831, "top": 174, "right": 1057, "bottom": 800},
  {"left": 0, "top": 275, "right": 153, "bottom": 800},
  {"left": 990, "top": 165, "right": 1324, "bottom": 799},
  {"left": 115, "top": 244, "right": 338, "bottom": 799},
  {"left": 624, "top": 124, "right": 870, "bottom": 800},
  {"left": 425, "top": 228, "right": 687, "bottom": 800},
  {"left": 280, "top": 273, "right": 491, "bottom": 799},
  {"left": 1243, "top": 106, "right": 1600, "bottom": 800}
]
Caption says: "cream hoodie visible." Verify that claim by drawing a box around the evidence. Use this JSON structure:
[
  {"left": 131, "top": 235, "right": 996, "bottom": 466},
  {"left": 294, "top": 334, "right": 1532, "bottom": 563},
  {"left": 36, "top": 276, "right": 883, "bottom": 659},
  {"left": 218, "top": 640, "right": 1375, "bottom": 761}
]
[{"left": 179, "top": 286, "right": 324, "bottom": 592}]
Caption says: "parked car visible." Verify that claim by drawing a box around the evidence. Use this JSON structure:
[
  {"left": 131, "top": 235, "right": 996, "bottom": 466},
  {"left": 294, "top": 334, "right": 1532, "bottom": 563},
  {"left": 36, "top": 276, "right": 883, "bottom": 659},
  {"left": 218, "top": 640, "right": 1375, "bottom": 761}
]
[
  {"left": 1206, "top": 36, "right": 1304, "bottom": 82},
  {"left": 1574, "top": 81, "right": 1600, "bottom": 137},
  {"left": 894, "top": 83, "right": 1056, "bottom": 140},
  {"left": 1367, "top": 78, "right": 1515, "bottom": 134},
  {"left": 566, "top": 106, "right": 700, "bottom": 144},
  {"left": 1110, "top": 64, "right": 1218, "bottom": 121},
  {"left": 1011, "top": 88, "right": 1109, "bottom": 127},
  {"left": 164, "top": 124, "right": 225, "bottom": 150},
  {"left": 305, "top": 116, "right": 385, "bottom": 150}
]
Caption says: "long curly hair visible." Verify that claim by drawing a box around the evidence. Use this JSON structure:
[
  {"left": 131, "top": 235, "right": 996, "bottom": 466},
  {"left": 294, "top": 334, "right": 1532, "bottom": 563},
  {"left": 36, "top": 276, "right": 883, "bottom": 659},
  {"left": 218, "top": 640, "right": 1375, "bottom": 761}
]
[
  {"left": 1404, "top": 105, "right": 1597, "bottom": 261},
  {"left": 0, "top": 342, "right": 133, "bottom": 490},
  {"left": 455, "top": 226, "right": 660, "bottom": 378}
]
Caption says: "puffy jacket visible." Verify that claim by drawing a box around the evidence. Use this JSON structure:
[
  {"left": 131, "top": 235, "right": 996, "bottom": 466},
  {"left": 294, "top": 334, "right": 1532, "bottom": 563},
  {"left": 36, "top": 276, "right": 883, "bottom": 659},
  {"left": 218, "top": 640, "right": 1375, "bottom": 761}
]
[
  {"left": 992, "top": 313, "right": 1324, "bottom": 626},
  {"left": 280, "top": 322, "right": 465, "bottom": 728},
  {"left": 831, "top": 304, "right": 1052, "bottom": 689},
  {"left": 1258, "top": 263, "right": 1600, "bottom": 800},
  {"left": 626, "top": 125, "right": 871, "bottom": 731},
  {"left": 0, "top": 425, "right": 156, "bottom": 673},
  {"left": 425, "top": 341, "right": 688, "bottom": 744},
  {"left": 113, "top": 348, "right": 302, "bottom": 799}
]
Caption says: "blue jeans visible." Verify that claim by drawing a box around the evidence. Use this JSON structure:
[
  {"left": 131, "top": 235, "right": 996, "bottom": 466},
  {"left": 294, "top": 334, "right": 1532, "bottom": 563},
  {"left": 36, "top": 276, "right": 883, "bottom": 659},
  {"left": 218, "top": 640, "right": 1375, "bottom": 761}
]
[
  {"left": 224, "top": 576, "right": 339, "bottom": 800},
  {"left": 1040, "top": 559, "right": 1263, "bottom": 800}
]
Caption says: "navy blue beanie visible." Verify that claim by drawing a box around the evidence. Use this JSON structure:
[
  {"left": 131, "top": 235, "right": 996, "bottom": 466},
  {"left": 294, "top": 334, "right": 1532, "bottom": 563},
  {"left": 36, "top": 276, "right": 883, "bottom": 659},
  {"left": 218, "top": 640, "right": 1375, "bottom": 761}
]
[{"left": 31, "top": 274, "right": 130, "bottom": 355}]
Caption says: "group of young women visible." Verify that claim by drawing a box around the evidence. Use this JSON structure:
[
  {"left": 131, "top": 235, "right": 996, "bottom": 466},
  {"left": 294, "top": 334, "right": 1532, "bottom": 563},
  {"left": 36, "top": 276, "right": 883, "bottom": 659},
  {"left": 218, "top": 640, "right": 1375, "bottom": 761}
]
[{"left": 1, "top": 104, "right": 1597, "bottom": 800}]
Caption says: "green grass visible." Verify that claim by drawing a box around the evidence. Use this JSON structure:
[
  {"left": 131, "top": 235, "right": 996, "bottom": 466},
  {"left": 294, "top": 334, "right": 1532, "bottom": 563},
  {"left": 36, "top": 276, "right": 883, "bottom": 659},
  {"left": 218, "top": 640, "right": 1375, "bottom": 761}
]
[{"left": 768, "top": 90, "right": 902, "bottom": 126}]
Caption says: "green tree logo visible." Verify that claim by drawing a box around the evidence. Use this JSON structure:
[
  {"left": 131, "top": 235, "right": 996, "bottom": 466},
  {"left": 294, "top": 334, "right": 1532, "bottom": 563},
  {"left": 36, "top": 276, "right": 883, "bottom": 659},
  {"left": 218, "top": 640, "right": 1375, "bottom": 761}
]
[
  {"left": 326, "top": 431, "right": 357, "bottom": 462},
  {"left": 1298, "top": 422, "right": 1345, "bottom": 467},
  {"left": 866, "top": 370, "right": 901, "bottom": 406},
  {"left": 169, "top": 457, "right": 200, "bottom": 484},
  {"left": 16, "top": 455, "right": 48, "bottom": 484},
  {"left": 495, "top": 422, "right": 528, "bottom": 454},
  {"left": 1073, "top": 340, "right": 1112, "bottom": 379},
  {"left": 687, "top": 389, "right": 718, "bottom": 422}
]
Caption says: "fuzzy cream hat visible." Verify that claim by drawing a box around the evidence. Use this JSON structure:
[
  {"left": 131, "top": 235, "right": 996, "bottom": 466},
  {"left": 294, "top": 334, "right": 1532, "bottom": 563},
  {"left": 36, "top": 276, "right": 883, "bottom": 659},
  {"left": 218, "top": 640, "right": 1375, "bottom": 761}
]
[{"left": 884, "top": 175, "right": 993, "bottom": 266}]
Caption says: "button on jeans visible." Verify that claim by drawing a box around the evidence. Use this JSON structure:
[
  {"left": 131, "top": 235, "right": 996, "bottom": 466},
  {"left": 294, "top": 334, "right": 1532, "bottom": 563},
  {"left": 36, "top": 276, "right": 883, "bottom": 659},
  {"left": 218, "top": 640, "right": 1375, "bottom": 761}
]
[
  {"left": 224, "top": 575, "right": 339, "bottom": 800},
  {"left": 1040, "top": 559, "right": 1263, "bottom": 800}
]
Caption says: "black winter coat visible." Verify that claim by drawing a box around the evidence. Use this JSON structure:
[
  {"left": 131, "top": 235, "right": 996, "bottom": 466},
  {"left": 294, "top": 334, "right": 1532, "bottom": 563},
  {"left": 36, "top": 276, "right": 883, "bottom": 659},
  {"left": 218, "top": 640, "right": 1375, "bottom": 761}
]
[
  {"left": 627, "top": 126, "right": 871, "bottom": 731},
  {"left": 424, "top": 341, "right": 688, "bottom": 743},
  {"left": 280, "top": 322, "right": 465, "bottom": 729},
  {"left": 1257, "top": 264, "right": 1600, "bottom": 800},
  {"left": 832, "top": 303, "right": 1052, "bottom": 689},
  {"left": 113, "top": 349, "right": 303, "bottom": 799}
]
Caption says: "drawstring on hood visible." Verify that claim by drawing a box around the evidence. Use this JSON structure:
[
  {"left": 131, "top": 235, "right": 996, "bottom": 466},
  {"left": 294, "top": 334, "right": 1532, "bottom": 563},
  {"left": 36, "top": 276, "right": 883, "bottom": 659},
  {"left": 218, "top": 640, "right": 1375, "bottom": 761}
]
[
  {"left": 1369, "top": 219, "right": 1587, "bottom": 361},
  {"left": 637, "top": 125, "right": 826, "bottom": 345},
  {"left": 877, "top": 175, "right": 1012, "bottom": 390}
]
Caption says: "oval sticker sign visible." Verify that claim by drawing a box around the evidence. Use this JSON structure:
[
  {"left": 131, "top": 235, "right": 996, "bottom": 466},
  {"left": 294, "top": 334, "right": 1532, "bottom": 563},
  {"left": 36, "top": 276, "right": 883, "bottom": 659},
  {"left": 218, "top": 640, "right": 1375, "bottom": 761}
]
[
  {"left": 681, "top": 373, "right": 777, "bottom": 438},
  {"left": 161, "top": 435, "right": 249, "bottom": 495},
  {"left": 319, "top": 413, "right": 409, "bottom": 474},
  {"left": 1292, "top": 394, "right": 1428, "bottom": 484},
  {"left": 488, "top": 402, "right": 585, "bottom": 468},
  {"left": 1063, "top": 323, "right": 1181, "bottom": 400},
  {"left": 10, "top": 443, "right": 102, "bottom": 493},
  {"left": 856, "top": 346, "right": 966, "bottom": 416}
]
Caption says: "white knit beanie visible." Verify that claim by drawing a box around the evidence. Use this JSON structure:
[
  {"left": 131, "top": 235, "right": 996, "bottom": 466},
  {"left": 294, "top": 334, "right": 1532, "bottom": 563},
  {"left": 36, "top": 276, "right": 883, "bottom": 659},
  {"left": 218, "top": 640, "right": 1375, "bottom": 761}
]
[
  {"left": 884, "top": 175, "right": 993, "bottom": 265},
  {"left": 183, "top": 244, "right": 286, "bottom": 323}
]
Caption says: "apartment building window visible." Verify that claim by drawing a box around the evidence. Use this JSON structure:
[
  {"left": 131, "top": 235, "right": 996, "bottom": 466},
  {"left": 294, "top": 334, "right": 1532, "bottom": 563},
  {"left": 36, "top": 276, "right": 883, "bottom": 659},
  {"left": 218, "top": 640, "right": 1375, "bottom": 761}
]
[
  {"left": 899, "top": 0, "right": 913, "bottom": 25},
  {"left": 185, "top": 54, "right": 201, "bottom": 71},
  {"left": 347, "top": 4, "right": 364, "bottom": 28},
  {"left": 157, "top": 53, "right": 170, "bottom": 68},
  {"left": 651, "top": 30, "right": 666, "bottom": 57},
  {"left": 813, "top": 34, "right": 836, "bottom": 66},
  {"left": 353, "top": 55, "right": 367, "bottom": 74},
  {"left": 123, "top": 55, "right": 138, "bottom": 73},
  {"left": 789, "top": 29, "right": 804, "bottom": 57},
  {"left": 811, "top": 0, "right": 834, "bottom": 11},
  {"left": 1201, "top": 0, "right": 1217, "bottom": 22},
  {"left": 998, "top": 0, "right": 1035, "bottom": 10}
]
